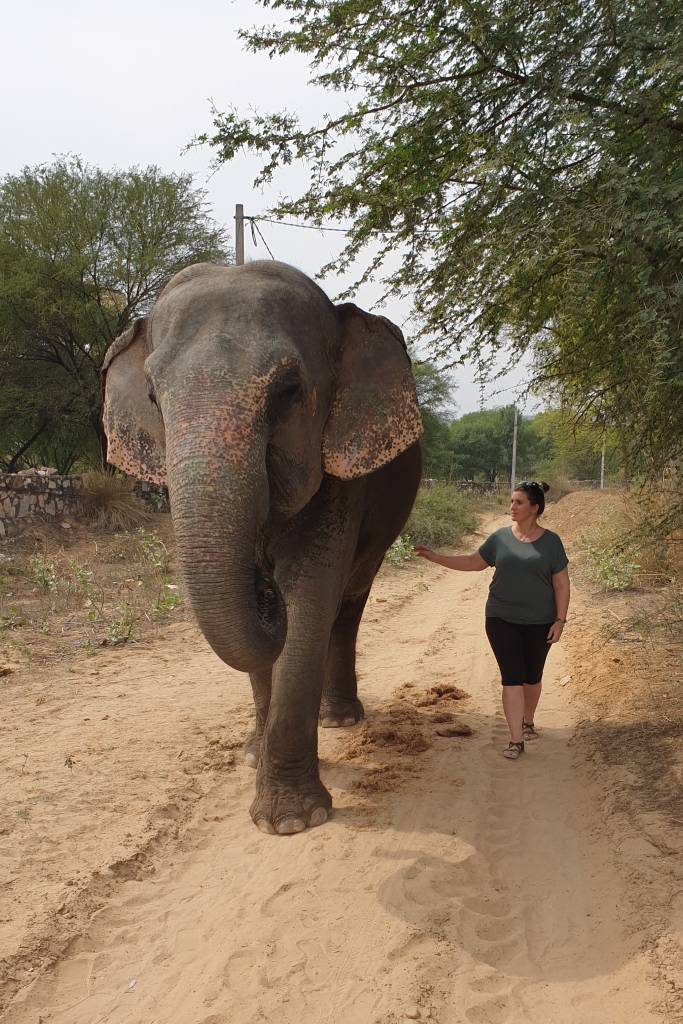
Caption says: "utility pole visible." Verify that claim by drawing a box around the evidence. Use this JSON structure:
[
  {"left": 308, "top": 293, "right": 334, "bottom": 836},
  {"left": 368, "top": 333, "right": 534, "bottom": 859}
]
[
  {"left": 600, "top": 440, "right": 606, "bottom": 490},
  {"left": 235, "top": 204, "right": 245, "bottom": 266},
  {"left": 510, "top": 405, "right": 518, "bottom": 489}
]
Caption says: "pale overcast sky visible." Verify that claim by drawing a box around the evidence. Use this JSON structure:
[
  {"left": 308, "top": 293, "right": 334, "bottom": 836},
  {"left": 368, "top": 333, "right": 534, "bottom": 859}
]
[{"left": 2, "top": 0, "right": 532, "bottom": 414}]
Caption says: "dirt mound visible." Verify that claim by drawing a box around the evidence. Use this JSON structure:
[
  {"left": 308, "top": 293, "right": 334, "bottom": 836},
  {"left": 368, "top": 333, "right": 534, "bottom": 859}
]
[
  {"left": 339, "top": 704, "right": 430, "bottom": 760},
  {"left": 542, "top": 489, "right": 624, "bottom": 547},
  {"left": 398, "top": 681, "right": 470, "bottom": 707}
]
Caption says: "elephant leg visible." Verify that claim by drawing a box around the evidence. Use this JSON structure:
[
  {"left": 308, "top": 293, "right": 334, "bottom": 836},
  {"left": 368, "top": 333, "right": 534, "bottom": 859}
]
[
  {"left": 244, "top": 668, "right": 272, "bottom": 768},
  {"left": 250, "top": 596, "right": 337, "bottom": 835},
  {"left": 320, "top": 591, "right": 370, "bottom": 728},
  {"left": 250, "top": 477, "right": 363, "bottom": 834}
]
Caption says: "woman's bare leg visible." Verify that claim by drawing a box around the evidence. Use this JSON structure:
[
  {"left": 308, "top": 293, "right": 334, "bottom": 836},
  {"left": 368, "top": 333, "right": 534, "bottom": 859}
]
[
  {"left": 523, "top": 681, "right": 542, "bottom": 724},
  {"left": 502, "top": 686, "right": 524, "bottom": 743}
]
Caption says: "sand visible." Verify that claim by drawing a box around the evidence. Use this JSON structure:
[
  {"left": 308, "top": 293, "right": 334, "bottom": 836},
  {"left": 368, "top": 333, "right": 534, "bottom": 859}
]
[{"left": 1, "top": 500, "right": 681, "bottom": 1023}]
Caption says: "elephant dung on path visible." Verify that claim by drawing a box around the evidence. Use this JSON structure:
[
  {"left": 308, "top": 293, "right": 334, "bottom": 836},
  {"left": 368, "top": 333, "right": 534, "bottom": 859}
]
[{"left": 102, "top": 261, "right": 422, "bottom": 834}]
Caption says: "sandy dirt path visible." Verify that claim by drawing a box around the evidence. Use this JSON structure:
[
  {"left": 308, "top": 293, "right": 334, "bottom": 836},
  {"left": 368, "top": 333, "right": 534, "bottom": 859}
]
[{"left": 2, "top": 518, "right": 668, "bottom": 1023}]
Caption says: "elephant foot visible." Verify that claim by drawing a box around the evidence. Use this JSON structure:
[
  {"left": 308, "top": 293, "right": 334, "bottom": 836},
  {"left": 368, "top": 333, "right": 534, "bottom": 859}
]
[
  {"left": 319, "top": 695, "right": 364, "bottom": 729},
  {"left": 250, "top": 773, "right": 332, "bottom": 835},
  {"left": 244, "top": 731, "right": 261, "bottom": 769}
]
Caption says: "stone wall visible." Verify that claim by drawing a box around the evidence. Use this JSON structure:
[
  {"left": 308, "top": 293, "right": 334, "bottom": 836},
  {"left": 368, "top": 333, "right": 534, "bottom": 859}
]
[
  {"left": 0, "top": 469, "right": 83, "bottom": 537},
  {"left": 0, "top": 470, "right": 169, "bottom": 537}
]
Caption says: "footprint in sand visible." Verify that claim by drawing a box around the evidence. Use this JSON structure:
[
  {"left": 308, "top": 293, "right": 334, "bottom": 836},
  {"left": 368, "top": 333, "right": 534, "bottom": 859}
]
[
  {"left": 465, "top": 998, "right": 514, "bottom": 1024},
  {"left": 468, "top": 972, "right": 515, "bottom": 995},
  {"left": 461, "top": 896, "right": 513, "bottom": 918}
]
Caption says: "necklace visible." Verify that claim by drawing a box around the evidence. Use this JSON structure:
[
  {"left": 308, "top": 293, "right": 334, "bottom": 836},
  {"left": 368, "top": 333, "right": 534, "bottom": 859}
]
[{"left": 512, "top": 524, "right": 542, "bottom": 543}]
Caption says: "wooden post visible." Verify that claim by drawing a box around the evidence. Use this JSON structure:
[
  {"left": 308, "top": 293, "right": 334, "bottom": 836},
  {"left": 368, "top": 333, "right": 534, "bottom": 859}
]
[
  {"left": 235, "top": 204, "right": 245, "bottom": 266},
  {"left": 600, "top": 440, "right": 605, "bottom": 490}
]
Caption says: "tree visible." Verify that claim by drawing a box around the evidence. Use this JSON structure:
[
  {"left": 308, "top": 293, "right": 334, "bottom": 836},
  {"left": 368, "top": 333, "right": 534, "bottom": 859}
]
[
  {"left": 449, "top": 406, "right": 545, "bottom": 483},
  {"left": 530, "top": 409, "right": 620, "bottom": 482},
  {"left": 0, "top": 157, "right": 230, "bottom": 472},
  {"left": 412, "top": 360, "right": 455, "bottom": 478},
  {"left": 199, "top": 0, "right": 683, "bottom": 478},
  {"left": 449, "top": 407, "right": 513, "bottom": 482}
]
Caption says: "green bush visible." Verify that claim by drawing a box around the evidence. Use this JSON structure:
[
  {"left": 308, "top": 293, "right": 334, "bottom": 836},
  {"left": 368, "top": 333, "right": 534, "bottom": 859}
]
[
  {"left": 385, "top": 535, "right": 415, "bottom": 565},
  {"left": 581, "top": 522, "right": 641, "bottom": 591},
  {"left": 405, "top": 484, "right": 477, "bottom": 548},
  {"left": 29, "top": 555, "right": 59, "bottom": 592},
  {"left": 108, "top": 603, "right": 136, "bottom": 645}
]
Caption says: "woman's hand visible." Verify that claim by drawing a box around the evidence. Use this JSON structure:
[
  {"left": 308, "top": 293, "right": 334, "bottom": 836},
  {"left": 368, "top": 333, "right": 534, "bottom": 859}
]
[
  {"left": 413, "top": 546, "right": 435, "bottom": 561},
  {"left": 546, "top": 621, "right": 565, "bottom": 644}
]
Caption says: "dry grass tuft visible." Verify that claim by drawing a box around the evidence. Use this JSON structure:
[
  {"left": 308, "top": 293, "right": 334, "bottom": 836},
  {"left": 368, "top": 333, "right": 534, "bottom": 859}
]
[{"left": 79, "top": 471, "right": 150, "bottom": 531}]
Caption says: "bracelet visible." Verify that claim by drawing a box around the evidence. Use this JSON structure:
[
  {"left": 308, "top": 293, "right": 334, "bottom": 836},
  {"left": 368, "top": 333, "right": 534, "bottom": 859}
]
[{"left": 555, "top": 618, "right": 567, "bottom": 624}]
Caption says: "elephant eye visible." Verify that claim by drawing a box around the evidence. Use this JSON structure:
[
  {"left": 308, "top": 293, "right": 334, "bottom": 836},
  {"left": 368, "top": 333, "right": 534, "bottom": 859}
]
[
  {"left": 147, "top": 385, "right": 158, "bottom": 408},
  {"left": 269, "top": 370, "right": 305, "bottom": 425},
  {"left": 271, "top": 376, "right": 304, "bottom": 411},
  {"left": 278, "top": 383, "right": 302, "bottom": 402}
]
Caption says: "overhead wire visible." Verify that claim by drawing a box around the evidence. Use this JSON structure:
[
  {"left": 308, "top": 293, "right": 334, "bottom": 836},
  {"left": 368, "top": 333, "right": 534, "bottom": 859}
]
[
  {"left": 245, "top": 215, "right": 353, "bottom": 234},
  {"left": 239, "top": 214, "right": 519, "bottom": 412}
]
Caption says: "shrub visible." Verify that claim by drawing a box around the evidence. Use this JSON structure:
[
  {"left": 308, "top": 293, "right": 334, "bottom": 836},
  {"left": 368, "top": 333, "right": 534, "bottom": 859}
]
[
  {"left": 152, "top": 584, "right": 182, "bottom": 615},
  {"left": 582, "top": 532, "right": 641, "bottom": 590},
  {"left": 108, "top": 603, "right": 136, "bottom": 645},
  {"left": 137, "top": 529, "right": 171, "bottom": 574},
  {"left": 542, "top": 475, "right": 574, "bottom": 502},
  {"left": 580, "top": 492, "right": 673, "bottom": 591},
  {"left": 580, "top": 502, "right": 643, "bottom": 591},
  {"left": 79, "top": 471, "right": 150, "bottom": 531},
  {"left": 29, "top": 555, "right": 58, "bottom": 592},
  {"left": 405, "top": 484, "right": 477, "bottom": 548},
  {"left": 385, "top": 535, "right": 414, "bottom": 565}
]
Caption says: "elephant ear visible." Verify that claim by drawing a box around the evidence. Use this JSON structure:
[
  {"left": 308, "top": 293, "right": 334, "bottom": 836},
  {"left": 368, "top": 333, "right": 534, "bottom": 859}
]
[
  {"left": 322, "top": 304, "right": 423, "bottom": 479},
  {"left": 101, "top": 318, "right": 167, "bottom": 485}
]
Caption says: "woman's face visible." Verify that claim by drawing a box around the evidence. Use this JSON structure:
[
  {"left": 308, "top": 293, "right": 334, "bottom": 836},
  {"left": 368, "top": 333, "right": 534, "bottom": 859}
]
[{"left": 510, "top": 489, "right": 539, "bottom": 522}]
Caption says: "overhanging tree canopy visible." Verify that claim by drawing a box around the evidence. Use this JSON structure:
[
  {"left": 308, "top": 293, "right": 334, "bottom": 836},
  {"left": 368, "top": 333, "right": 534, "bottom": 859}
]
[{"left": 199, "top": 0, "right": 683, "bottom": 477}]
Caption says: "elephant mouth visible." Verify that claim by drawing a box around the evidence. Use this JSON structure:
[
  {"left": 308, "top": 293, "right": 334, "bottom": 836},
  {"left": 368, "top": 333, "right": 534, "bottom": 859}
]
[{"left": 254, "top": 563, "right": 286, "bottom": 644}]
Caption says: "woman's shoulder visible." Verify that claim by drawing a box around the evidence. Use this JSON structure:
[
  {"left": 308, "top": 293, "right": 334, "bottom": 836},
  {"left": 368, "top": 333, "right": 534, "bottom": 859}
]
[
  {"left": 486, "top": 526, "right": 511, "bottom": 542},
  {"left": 540, "top": 527, "right": 565, "bottom": 545}
]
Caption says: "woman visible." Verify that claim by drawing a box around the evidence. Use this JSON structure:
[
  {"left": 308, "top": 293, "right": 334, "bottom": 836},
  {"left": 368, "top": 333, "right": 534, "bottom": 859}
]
[{"left": 415, "top": 481, "right": 570, "bottom": 760}]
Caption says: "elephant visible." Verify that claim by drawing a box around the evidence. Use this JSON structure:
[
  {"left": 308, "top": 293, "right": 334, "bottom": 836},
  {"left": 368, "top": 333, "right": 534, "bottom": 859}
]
[{"left": 102, "top": 260, "right": 422, "bottom": 834}]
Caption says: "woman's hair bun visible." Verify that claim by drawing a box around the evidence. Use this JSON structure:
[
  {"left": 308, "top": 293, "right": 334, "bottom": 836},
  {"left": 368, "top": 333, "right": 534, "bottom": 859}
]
[{"left": 540, "top": 481, "right": 550, "bottom": 493}]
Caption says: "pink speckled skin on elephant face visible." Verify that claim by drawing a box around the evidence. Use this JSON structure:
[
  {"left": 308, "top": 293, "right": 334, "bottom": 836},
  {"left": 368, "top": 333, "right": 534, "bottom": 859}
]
[{"left": 101, "top": 260, "right": 423, "bottom": 833}]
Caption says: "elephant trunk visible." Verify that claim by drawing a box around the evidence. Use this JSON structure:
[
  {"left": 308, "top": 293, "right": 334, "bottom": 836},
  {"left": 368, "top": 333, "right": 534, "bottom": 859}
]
[{"left": 164, "top": 402, "right": 286, "bottom": 674}]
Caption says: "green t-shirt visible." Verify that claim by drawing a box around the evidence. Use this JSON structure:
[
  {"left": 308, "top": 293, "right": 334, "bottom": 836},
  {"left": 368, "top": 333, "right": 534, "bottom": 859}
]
[{"left": 478, "top": 526, "right": 569, "bottom": 625}]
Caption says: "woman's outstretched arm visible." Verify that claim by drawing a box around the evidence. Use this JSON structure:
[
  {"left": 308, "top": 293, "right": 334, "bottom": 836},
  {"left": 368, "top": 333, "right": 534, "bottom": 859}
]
[{"left": 414, "top": 548, "right": 489, "bottom": 572}]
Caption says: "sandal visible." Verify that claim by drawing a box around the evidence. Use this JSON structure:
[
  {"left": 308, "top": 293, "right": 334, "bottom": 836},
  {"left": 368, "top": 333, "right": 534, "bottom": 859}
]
[
  {"left": 522, "top": 720, "right": 539, "bottom": 741},
  {"left": 503, "top": 741, "right": 524, "bottom": 760}
]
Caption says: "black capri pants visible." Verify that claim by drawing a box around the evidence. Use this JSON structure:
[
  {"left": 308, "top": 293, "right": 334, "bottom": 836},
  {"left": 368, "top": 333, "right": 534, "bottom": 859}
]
[{"left": 485, "top": 617, "right": 554, "bottom": 686}]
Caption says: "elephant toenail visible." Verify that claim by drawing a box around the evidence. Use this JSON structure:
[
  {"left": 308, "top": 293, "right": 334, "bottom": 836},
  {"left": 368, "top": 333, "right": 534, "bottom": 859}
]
[
  {"left": 276, "top": 817, "right": 307, "bottom": 835},
  {"left": 341, "top": 716, "right": 357, "bottom": 726},
  {"left": 321, "top": 717, "right": 341, "bottom": 728},
  {"left": 309, "top": 807, "right": 328, "bottom": 827},
  {"left": 244, "top": 751, "right": 259, "bottom": 768},
  {"left": 256, "top": 819, "right": 277, "bottom": 834}
]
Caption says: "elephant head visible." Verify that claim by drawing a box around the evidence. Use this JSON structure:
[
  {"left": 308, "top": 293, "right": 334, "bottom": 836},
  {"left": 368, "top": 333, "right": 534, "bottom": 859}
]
[{"left": 101, "top": 261, "right": 422, "bottom": 673}]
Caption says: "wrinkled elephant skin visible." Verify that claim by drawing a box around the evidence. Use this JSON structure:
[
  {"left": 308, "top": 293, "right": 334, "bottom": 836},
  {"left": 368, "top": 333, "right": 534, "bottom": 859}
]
[{"left": 102, "top": 261, "right": 422, "bottom": 833}]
